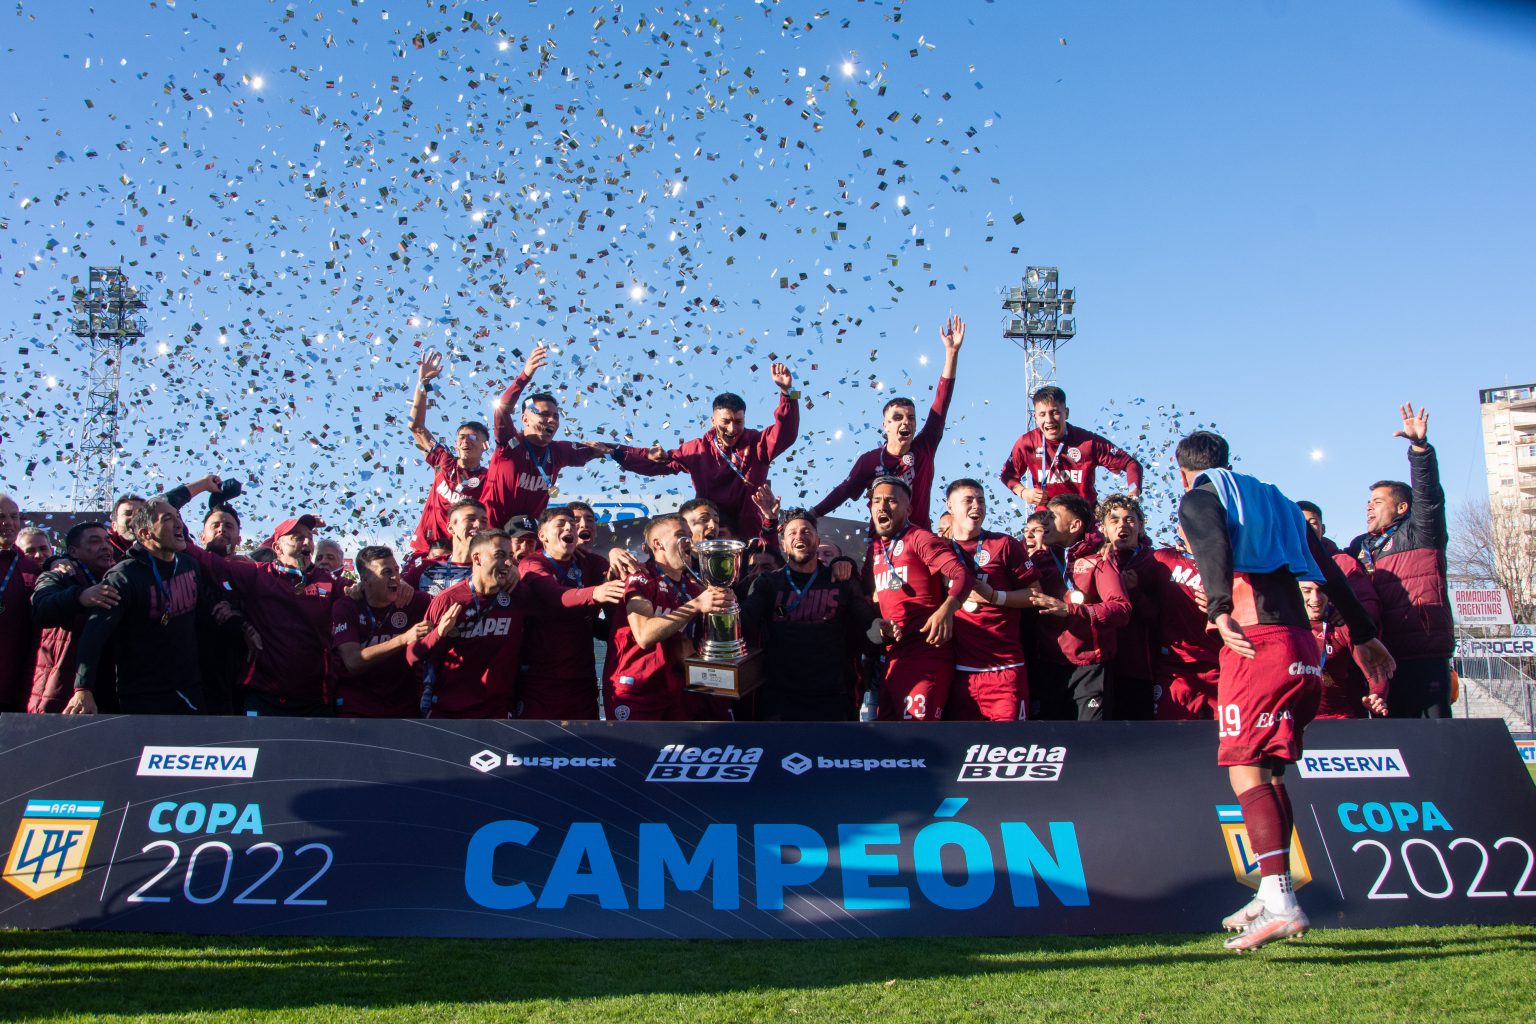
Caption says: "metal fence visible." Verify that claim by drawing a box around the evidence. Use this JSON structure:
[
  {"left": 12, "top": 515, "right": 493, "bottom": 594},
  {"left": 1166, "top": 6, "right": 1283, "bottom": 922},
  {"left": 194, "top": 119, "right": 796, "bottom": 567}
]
[{"left": 1454, "top": 654, "right": 1536, "bottom": 728}]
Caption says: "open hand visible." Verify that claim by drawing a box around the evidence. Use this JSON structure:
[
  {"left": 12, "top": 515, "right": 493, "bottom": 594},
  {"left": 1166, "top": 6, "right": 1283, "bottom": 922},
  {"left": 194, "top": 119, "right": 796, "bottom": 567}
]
[
  {"left": 418, "top": 349, "right": 443, "bottom": 386},
  {"left": 523, "top": 343, "right": 549, "bottom": 379},
  {"left": 771, "top": 362, "right": 793, "bottom": 391},
  {"left": 940, "top": 314, "right": 965, "bottom": 352},
  {"left": 1394, "top": 403, "right": 1429, "bottom": 448}
]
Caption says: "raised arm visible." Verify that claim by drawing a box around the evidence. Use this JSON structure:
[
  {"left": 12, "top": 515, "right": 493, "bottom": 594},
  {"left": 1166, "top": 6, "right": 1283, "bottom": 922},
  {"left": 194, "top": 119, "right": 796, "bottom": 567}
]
[
  {"left": 755, "top": 362, "right": 800, "bottom": 462},
  {"left": 409, "top": 350, "right": 443, "bottom": 455},
  {"left": 1396, "top": 403, "right": 1445, "bottom": 547},
  {"left": 493, "top": 344, "right": 548, "bottom": 448}
]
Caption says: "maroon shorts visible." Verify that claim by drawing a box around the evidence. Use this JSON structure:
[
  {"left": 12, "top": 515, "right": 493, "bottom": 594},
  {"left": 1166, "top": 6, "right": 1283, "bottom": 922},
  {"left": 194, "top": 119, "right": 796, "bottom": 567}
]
[
  {"left": 1155, "top": 663, "right": 1219, "bottom": 721},
  {"left": 604, "top": 675, "right": 688, "bottom": 722},
  {"left": 878, "top": 647, "right": 952, "bottom": 721},
  {"left": 518, "top": 677, "right": 601, "bottom": 721},
  {"left": 1216, "top": 624, "right": 1321, "bottom": 767},
  {"left": 948, "top": 666, "right": 1027, "bottom": 722}
]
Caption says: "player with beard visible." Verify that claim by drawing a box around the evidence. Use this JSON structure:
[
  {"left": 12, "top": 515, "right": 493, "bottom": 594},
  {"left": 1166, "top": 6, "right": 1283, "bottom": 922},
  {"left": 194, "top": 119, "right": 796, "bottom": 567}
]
[
  {"left": 28, "top": 522, "right": 120, "bottom": 713},
  {"left": 1175, "top": 430, "right": 1393, "bottom": 950},
  {"left": 407, "top": 348, "right": 494, "bottom": 553},
  {"left": 201, "top": 505, "right": 242, "bottom": 557},
  {"left": 1143, "top": 539, "right": 1223, "bottom": 721},
  {"left": 483, "top": 344, "right": 610, "bottom": 527},
  {"left": 515, "top": 508, "right": 627, "bottom": 719},
  {"left": 1301, "top": 581, "right": 1387, "bottom": 720},
  {"left": 331, "top": 546, "right": 432, "bottom": 718},
  {"left": 1296, "top": 501, "right": 1380, "bottom": 629},
  {"left": 170, "top": 477, "right": 347, "bottom": 716},
  {"left": 741, "top": 509, "right": 879, "bottom": 721},
  {"left": 1000, "top": 386, "right": 1143, "bottom": 512},
  {"left": 611, "top": 363, "right": 800, "bottom": 536},
  {"left": 404, "top": 500, "right": 485, "bottom": 596},
  {"left": 813, "top": 317, "right": 965, "bottom": 529},
  {"left": 942, "top": 480, "right": 1041, "bottom": 721},
  {"left": 196, "top": 500, "right": 254, "bottom": 714},
  {"left": 1099, "top": 495, "right": 1159, "bottom": 720},
  {"left": 0, "top": 493, "right": 42, "bottom": 712},
  {"left": 603, "top": 515, "right": 732, "bottom": 721},
  {"left": 864, "top": 477, "right": 987, "bottom": 721},
  {"left": 407, "top": 530, "right": 525, "bottom": 719},
  {"left": 1025, "top": 494, "right": 1132, "bottom": 720},
  {"left": 68, "top": 498, "right": 222, "bottom": 715},
  {"left": 106, "top": 494, "right": 145, "bottom": 560}
]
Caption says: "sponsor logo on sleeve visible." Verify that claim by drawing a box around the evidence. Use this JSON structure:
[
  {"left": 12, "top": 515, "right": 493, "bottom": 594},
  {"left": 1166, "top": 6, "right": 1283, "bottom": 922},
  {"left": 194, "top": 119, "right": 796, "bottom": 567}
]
[
  {"left": 4, "top": 800, "right": 103, "bottom": 899},
  {"left": 136, "top": 746, "right": 260, "bottom": 779},
  {"left": 1295, "top": 749, "right": 1408, "bottom": 779}
]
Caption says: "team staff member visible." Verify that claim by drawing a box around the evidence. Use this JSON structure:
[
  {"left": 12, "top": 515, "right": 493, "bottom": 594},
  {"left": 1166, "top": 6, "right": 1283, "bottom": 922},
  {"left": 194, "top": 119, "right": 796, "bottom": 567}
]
[
  {"left": 603, "top": 515, "right": 731, "bottom": 721},
  {"left": 1000, "top": 386, "right": 1143, "bottom": 512},
  {"left": 484, "top": 344, "right": 610, "bottom": 527},
  {"left": 515, "top": 509, "right": 626, "bottom": 719},
  {"left": 942, "top": 480, "right": 1041, "bottom": 722},
  {"left": 1347, "top": 403, "right": 1453, "bottom": 718},
  {"left": 16, "top": 527, "right": 53, "bottom": 564},
  {"left": 408, "top": 529, "right": 525, "bottom": 718},
  {"left": 1026, "top": 494, "right": 1132, "bottom": 721},
  {"left": 197, "top": 500, "right": 252, "bottom": 714},
  {"left": 0, "top": 493, "right": 40, "bottom": 711},
  {"left": 331, "top": 546, "right": 432, "bottom": 718},
  {"left": 1176, "top": 430, "right": 1393, "bottom": 951},
  {"left": 403, "top": 500, "right": 486, "bottom": 595},
  {"left": 68, "top": 498, "right": 224, "bottom": 714},
  {"left": 813, "top": 316, "right": 965, "bottom": 529},
  {"left": 406, "top": 348, "right": 495, "bottom": 553},
  {"left": 105, "top": 494, "right": 145, "bottom": 560},
  {"left": 29, "top": 522, "right": 119, "bottom": 713},
  {"left": 611, "top": 363, "right": 800, "bottom": 536},
  {"left": 741, "top": 509, "right": 879, "bottom": 721},
  {"left": 864, "top": 477, "right": 986, "bottom": 722}
]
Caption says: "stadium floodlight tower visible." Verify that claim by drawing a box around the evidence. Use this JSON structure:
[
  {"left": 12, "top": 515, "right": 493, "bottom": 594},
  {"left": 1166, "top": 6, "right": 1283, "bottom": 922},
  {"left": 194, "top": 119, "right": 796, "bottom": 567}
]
[
  {"left": 69, "top": 266, "right": 146, "bottom": 513},
  {"left": 1001, "top": 266, "right": 1076, "bottom": 413}
]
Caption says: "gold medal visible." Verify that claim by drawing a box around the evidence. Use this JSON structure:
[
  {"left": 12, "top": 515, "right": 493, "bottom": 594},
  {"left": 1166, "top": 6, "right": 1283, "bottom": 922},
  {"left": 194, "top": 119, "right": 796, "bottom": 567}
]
[
  {"left": 160, "top": 611, "right": 170, "bottom": 626},
  {"left": 548, "top": 483, "right": 560, "bottom": 499},
  {"left": 1068, "top": 591, "right": 1085, "bottom": 605}
]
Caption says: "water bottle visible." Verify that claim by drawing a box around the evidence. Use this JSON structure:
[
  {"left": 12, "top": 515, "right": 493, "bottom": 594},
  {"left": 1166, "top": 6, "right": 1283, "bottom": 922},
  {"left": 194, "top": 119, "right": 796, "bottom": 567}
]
[{"left": 859, "top": 687, "right": 878, "bottom": 722}]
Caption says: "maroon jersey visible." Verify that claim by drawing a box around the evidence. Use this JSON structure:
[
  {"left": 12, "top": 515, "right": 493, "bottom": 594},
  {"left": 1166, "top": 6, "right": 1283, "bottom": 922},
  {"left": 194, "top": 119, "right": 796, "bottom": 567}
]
[
  {"left": 481, "top": 372, "right": 605, "bottom": 526},
  {"left": 1313, "top": 620, "right": 1369, "bottom": 719},
  {"left": 1034, "top": 534, "right": 1132, "bottom": 666},
  {"left": 1145, "top": 547, "right": 1221, "bottom": 675},
  {"left": 998, "top": 423, "right": 1142, "bottom": 511},
  {"left": 813, "top": 376, "right": 953, "bottom": 529},
  {"left": 864, "top": 526, "right": 975, "bottom": 656},
  {"left": 330, "top": 592, "right": 430, "bottom": 717},
  {"left": 0, "top": 547, "right": 41, "bottom": 710},
  {"left": 949, "top": 532, "right": 1037, "bottom": 672},
  {"left": 603, "top": 566, "right": 702, "bottom": 701},
  {"left": 409, "top": 444, "right": 488, "bottom": 553},
  {"left": 407, "top": 580, "right": 525, "bottom": 718},
  {"left": 1107, "top": 543, "right": 1160, "bottom": 682},
  {"left": 613, "top": 392, "right": 799, "bottom": 535},
  {"left": 185, "top": 546, "right": 342, "bottom": 706},
  {"left": 516, "top": 553, "right": 609, "bottom": 705}
]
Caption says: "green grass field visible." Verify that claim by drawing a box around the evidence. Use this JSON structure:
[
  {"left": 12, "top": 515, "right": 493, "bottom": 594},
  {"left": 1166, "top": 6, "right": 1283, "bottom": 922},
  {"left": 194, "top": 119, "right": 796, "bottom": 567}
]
[{"left": 1, "top": 766, "right": 1530, "bottom": 1023}]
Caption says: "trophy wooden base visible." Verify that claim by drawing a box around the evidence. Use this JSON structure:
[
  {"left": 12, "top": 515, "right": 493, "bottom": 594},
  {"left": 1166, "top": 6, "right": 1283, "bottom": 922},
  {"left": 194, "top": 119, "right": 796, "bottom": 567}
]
[{"left": 684, "top": 649, "right": 765, "bottom": 699}]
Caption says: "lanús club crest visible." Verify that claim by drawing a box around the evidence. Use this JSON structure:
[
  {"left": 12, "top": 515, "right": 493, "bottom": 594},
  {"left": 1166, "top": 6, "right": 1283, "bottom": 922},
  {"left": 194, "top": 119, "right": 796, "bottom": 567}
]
[
  {"left": 390, "top": 611, "right": 409, "bottom": 629},
  {"left": 1066, "top": 446, "right": 1082, "bottom": 462}
]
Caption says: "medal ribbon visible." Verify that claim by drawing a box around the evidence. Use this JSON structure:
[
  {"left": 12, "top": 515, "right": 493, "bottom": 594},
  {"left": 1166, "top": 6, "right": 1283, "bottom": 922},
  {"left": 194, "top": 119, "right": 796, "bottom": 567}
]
[
  {"left": 712, "top": 434, "right": 754, "bottom": 486},
  {"left": 1038, "top": 436, "right": 1067, "bottom": 488},
  {"left": 0, "top": 551, "right": 20, "bottom": 603},
  {"left": 545, "top": 553, "right": 583, "bottom": 587},
  {"left": 149, "top": 556, "right": 175, "bottom": 622},
  {"left": 527, "top": 442, "right": 556, "bottom": 493},
  {"left": 783, "top": 564, "right": 821, "bottom": 612},
  {"left": 876, "top": 525, "right": 910, "bottom": 589},
  {"left": 1359, "top": 521, "right": 1401, "bottom": 571}
]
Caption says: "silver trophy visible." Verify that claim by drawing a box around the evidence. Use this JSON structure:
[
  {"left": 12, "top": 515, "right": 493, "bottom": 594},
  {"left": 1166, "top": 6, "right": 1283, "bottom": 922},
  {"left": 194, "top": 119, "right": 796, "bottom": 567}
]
[{"left": 694, "top": 538, "right": 748, "bottom": 660}]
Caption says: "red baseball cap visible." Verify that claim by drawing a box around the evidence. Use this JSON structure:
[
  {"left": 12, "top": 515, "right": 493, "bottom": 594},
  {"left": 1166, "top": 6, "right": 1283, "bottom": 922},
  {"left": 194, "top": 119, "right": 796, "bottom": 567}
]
[{"left": 265, "top": 514, "right": 326, "bottom": 550}]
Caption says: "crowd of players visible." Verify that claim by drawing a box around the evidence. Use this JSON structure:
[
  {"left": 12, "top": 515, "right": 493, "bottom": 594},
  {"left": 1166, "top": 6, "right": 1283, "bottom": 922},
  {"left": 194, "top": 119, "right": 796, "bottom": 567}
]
[{"left": 0, "top": 312, "right": 1456, "bottom": 948}]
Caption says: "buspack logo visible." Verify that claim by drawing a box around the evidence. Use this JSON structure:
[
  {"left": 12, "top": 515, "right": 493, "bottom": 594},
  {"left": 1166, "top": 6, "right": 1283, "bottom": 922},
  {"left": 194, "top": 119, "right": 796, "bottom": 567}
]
[
  {"left": 646, "top": 743, "right": 762, "bottom": 782},
  {"left": 137, "top": 746, "right": 259, "bottom": 778},
  {"left": 957, "top": 744, "right": 1065, "bottom": 782},
  {"left": 4, "top": 800, "right": 103, "bottom": 899},
  {"left": 780, "top": 753, "right": 812, "bottom": 776},
  {"left": 1295, "top": 749, "right": 1409, "bottom": 780},
  {"left": 1215, "top": 805, "right": 1311, "bottom": 891}
]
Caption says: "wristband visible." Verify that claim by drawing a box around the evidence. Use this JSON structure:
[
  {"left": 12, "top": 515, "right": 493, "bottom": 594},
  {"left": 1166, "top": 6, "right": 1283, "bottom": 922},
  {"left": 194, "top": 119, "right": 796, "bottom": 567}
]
[
  {"left": 419, "top": 381, "right": 432, "bottom": 393},
  {"left": 992, "top": 589, "right": 1009, "bottom": 607},
  {"left": 783, "top": 388, "right": 801, "bottom": 401}
]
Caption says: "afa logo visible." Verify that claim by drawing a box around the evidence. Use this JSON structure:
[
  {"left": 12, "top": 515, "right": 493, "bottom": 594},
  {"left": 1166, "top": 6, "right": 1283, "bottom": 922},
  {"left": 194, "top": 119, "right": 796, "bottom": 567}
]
[
  {"left": 1215, "top": 805, "right": 1311, "bottom": 891},
  {"left": 4, "top": 800, "right": 103, "bottom": 899}
]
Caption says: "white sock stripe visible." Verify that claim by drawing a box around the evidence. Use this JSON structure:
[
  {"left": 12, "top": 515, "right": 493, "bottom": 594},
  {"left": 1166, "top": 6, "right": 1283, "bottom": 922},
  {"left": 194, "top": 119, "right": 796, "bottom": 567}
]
[{"left": 1250, "top": 848, "right": 1287, "bottom": 861}]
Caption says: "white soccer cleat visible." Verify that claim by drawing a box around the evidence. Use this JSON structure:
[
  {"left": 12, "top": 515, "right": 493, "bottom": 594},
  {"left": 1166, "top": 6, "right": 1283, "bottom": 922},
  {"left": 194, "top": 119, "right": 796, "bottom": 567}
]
[
  {"left": 1221, "top": 895, "right": 1266, "bottom": 932},
  {"left": 1223, "top": 906, "right": 1310, "bottom": 952}
]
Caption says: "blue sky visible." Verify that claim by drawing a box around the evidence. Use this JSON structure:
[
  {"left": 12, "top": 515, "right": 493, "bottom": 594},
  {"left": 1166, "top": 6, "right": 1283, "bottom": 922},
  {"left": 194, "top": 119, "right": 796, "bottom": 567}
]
[{"left": 2, "top": 0, "right": 1532, "bottom": 549}]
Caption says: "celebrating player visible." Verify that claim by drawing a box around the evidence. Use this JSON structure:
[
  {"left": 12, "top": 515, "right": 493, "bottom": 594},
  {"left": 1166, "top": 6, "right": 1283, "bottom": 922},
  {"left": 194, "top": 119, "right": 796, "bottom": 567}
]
[
  {"left": 942, "top": 480, "right": 1041, "bottom": 722},
  {"left": 611, "top": 363, "right": 800, "bottom": 536},
  {"left": 1000, "top": 385, "right": 1143, "bottom": 511},
  {"left": 483, "top": 343, "right": 610, "bottom": 527},
  {"left": 331, "top": 546, "right": 432, "bottom": 718},
  {"left": 404, "top": 499, "right": 486, "bottom": 596},
  {"left": 406, "top": 349, "right": 492, "bottom": 553},
  {"left": 864, "top": 477, "right": 986, "bottom": 721},
  {"left": 1300, "top": 580, "right": 1386, "bottom": 720},
  {"left": 516, "top": 508, "right": 626, "bottom": 719},
  {"left": 407, "top": 529, "right": 525, "bottom": 718},
  {"left": 1143, "top": 539, "right": 1222, "bottom": 721},
  {"left": 1100, "top": 494, "right": 1159, "bottom": 720},
  {"left": 1175, "top": 430, "right": 1393, "bottom": 950},
  {"left": 29, "top": 522, "right": 119, "bottom": 714},
  {"left": 813, "top": 316, "right": 964, "bottom": 529}
]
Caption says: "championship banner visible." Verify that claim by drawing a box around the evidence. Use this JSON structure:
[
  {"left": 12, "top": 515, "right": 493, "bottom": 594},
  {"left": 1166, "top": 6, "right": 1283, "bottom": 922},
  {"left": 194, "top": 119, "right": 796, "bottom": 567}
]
[
  {"left": 1455, "top": 637, "right": 1536, "bottom": 659},
  {"left": 1450, "top": 587, "right": 1514, "bottom": 627},
  {"left": 2, "top": 716, "right": 1534, "bottom": 939}
]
